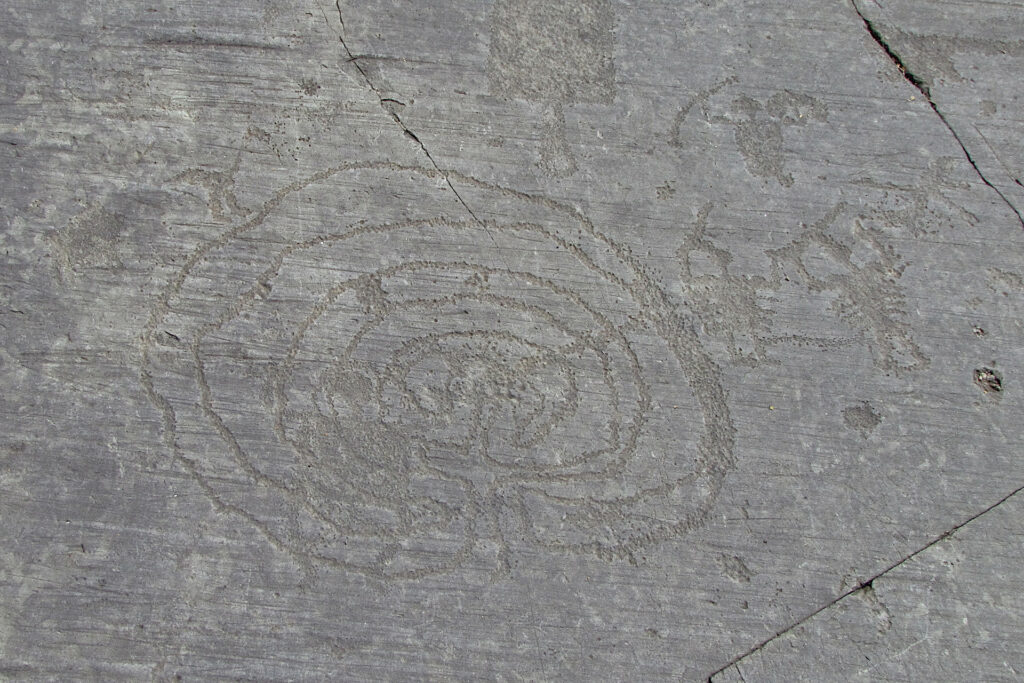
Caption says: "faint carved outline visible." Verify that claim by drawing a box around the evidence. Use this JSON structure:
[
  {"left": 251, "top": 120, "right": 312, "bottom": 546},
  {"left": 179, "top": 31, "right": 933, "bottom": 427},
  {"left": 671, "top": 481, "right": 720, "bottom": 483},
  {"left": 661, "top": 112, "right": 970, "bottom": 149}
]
[
  {"left": 49, "top": 203, "right": 128, "bottom": 281},
  {"left": 669, "top": 76, "right": 737, "bottom": 148},
  {"left": 671, "top": 80, "right": 828, "bottom": 187},
  {"left": 169, "top": 156, "right": 249, "bottom": 222},
  {"left": 678, "top": 202, "right": 928, "bottom": 374},
  {"left": 488, "top": 0, "right": 617, "bottom": 177},
  {"left": 766, "top": 202, "right": 928, "bottom": 374},
  {"left": 140, "top": 163, "right": 735, "bottom": 579}
]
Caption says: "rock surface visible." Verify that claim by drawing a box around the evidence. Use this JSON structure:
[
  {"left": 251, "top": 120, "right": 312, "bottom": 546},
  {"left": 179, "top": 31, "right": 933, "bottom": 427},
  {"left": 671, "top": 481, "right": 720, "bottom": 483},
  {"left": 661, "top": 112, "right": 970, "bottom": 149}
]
[{"left": 2, "top": 0, "right": 1022, "bottom": 679}]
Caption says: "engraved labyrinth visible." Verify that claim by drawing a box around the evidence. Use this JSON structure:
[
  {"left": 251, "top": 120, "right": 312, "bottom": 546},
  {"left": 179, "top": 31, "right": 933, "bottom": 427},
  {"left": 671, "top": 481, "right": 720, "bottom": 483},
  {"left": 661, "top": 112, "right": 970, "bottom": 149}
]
[{"left": 141, "top": 164, "right": 735, "bottom": 579}]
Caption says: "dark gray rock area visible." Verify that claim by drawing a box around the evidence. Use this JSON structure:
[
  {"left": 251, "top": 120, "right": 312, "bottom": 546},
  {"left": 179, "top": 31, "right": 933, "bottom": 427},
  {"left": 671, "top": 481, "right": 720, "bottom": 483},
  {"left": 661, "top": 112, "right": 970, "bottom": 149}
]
[{"left": 2, "top": 0, "right": 1022, "bottom": 679}]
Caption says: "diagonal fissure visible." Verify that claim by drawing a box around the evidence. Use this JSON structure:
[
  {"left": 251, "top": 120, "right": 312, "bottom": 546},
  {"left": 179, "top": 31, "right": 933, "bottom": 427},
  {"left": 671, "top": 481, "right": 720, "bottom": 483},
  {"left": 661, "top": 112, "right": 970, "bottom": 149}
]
[
  {"left": 707, "top": 481, "right": 1024, "bottom": 680},
  {"left": 330, "top": 0, "right": 509, "bottom": 267},
  {"left": 849, "top": 0, "right": 1024, "bottom": 229}
]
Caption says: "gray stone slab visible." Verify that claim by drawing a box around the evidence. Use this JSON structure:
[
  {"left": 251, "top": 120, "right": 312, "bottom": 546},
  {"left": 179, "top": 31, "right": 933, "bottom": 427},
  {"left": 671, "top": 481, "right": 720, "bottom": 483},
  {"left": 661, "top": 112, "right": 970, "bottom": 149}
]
[
  {"left": 1, "top": 0, "right": 1023, "bottom": 680},
  {"left": 852, "top": 0, "right": 1024, "bottom": 230},
  {"left": 712, "top": 491, "right": 1024, "bottom": 681}
]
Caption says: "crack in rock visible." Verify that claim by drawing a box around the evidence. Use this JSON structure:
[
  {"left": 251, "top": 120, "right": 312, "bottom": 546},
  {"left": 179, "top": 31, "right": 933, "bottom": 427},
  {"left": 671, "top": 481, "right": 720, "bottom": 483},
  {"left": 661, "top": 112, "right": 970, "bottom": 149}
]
[
  {"left": 331, "top": 0, "right": 511, "bottom": 270},
  {"left": 707, "top": 480, "right": 1024, "bottom": 680},
  {"left": 849, "top": 0, "right": 1024, "bottom": 230}
]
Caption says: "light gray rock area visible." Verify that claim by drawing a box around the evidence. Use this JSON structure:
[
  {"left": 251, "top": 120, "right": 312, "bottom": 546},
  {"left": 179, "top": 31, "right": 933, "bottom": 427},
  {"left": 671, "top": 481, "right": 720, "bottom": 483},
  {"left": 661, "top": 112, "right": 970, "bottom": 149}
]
[
  {"left": 713, "top": 491, "right": 1024, "bottom": 681},
  {"left": 1, "top": 0, "right": 1022, "bottom": 680}
]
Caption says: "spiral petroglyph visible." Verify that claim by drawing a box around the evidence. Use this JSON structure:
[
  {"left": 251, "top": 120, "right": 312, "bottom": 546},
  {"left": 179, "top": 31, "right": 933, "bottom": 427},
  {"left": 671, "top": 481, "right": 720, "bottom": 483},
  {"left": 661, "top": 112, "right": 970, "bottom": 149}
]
[{"left": 140, "top": 163, "right": 735, "bottom": 579}]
